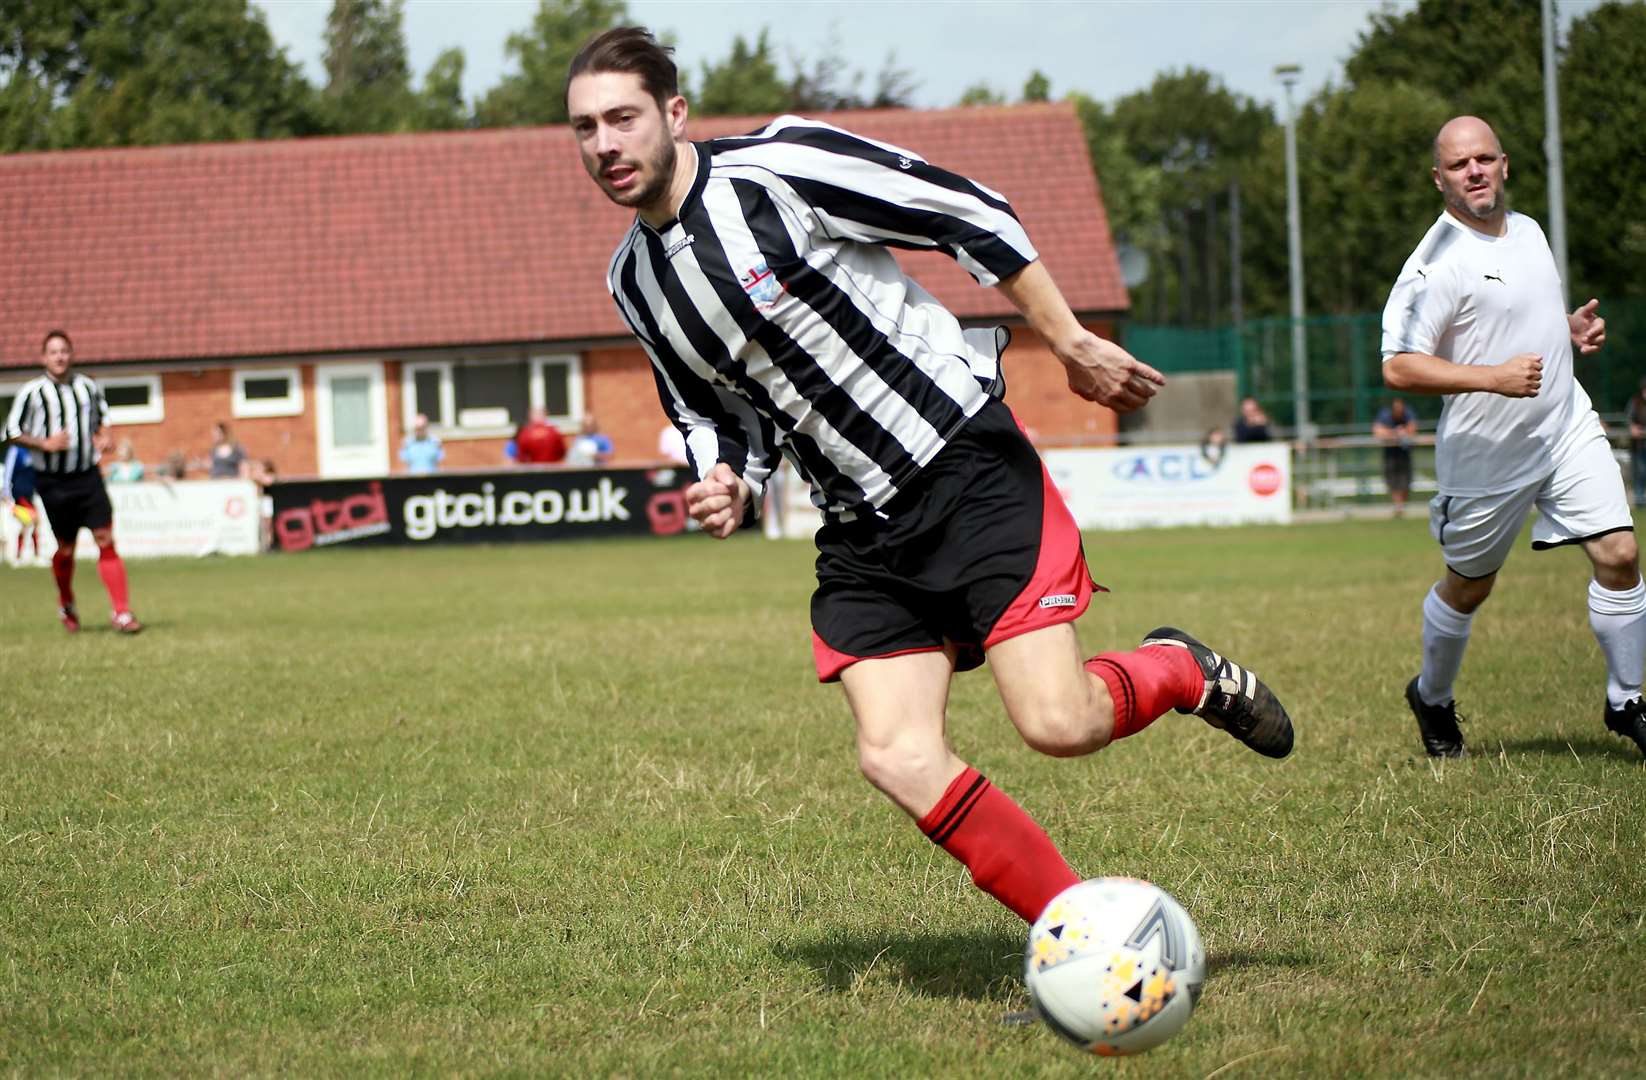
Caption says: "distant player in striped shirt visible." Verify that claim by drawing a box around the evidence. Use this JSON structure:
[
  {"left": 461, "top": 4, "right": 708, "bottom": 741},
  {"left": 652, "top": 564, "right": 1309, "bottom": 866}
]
[
  {"left": 2, "top": 330, "right": 142, "bottom": 633},
  {"left": 567, "top": 28, "right": 1293, "bottom": 924}
]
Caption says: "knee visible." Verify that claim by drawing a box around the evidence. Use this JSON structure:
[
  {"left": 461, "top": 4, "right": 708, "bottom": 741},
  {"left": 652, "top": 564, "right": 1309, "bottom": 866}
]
[
  {"left": 1014, "top": 699, "right": 1105, "bottom": 758},
  {"left": 856, "top": 732, "right": 949, "bottom": 801},
  {"left": 1595, "top": 534, "right": 1641, "bottom": 587}
]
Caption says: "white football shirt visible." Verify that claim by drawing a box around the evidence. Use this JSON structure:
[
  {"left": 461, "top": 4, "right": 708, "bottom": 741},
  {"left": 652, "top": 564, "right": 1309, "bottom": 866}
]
[{"left": 1381, "top": 210, "right": 1586, "bottom": 496}]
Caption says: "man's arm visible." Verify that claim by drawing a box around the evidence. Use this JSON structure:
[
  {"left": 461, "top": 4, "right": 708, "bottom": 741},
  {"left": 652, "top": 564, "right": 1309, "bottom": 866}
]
[
  {"left": 1383, "top": 351, "right": 1542, "bottom": 398},
  {"left": 995, "top": 261, "right": 1165, "bottom": 413}
]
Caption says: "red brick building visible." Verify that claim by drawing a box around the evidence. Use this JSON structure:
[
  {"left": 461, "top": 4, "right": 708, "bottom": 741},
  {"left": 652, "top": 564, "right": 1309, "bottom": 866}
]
[{"left": 0, "top": 104, "right": 1128, "bottom": 479}]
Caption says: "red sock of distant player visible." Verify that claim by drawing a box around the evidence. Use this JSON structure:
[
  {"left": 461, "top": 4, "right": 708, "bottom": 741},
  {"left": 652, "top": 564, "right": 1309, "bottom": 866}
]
[
  {"left": 50, "top": 548, "right": 75, "bottom": 607},
  {"left": 96, "top": 543, "right": 130, "bottom": 614},
  {"left": 1085, "top": 645, "right": 1205, "bottom": 739},
  {"left": 917, "top": 767, "right": 1080, "bottom": 922}
]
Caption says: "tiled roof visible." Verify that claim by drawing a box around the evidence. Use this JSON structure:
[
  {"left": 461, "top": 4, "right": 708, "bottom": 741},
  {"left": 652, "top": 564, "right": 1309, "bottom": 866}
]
[{"left": 0, "top": 102, "right": 1127, "bottom": 369}]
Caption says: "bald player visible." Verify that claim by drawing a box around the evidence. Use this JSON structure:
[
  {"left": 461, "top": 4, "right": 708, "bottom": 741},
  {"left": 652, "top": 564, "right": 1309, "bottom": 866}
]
[{"left": 1381, "top": 115, "right": 1644, "bottom": 759}]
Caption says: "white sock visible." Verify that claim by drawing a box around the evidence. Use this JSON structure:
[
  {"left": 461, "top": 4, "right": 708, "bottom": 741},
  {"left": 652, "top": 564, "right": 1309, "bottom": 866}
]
[
  {"left": 1419, "top": 585, "right": 1473, "bottom": 706},
  {"left": 1588, "top": 579, "right": 1646, "bottom": 708}
]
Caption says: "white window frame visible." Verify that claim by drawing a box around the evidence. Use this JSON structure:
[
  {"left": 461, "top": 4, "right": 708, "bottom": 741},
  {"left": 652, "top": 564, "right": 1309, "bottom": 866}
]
[
  {"left": 232, "top": 365, "right": 305, "bottom": 419},
  {"left": 101, "top": 373, "right": 164, "bottom": 425},
  {"left": 400, "top": 353, "right": 583, "bottom": 439}
]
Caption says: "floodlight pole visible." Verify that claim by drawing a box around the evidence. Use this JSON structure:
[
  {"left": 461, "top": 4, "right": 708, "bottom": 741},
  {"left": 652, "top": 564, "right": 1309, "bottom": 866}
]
[
  {"left": 1276, "top": 64, "right": 1310, "bottom": 442},
  {"left": 1542, "top": 0, "right": 1569, "bottom": 303}
]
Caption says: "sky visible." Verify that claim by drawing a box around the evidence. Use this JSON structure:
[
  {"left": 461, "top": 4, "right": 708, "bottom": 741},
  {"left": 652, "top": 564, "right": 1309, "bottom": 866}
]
[{"left": 251, "top": 0, "right": 1604, "bottom": 113}]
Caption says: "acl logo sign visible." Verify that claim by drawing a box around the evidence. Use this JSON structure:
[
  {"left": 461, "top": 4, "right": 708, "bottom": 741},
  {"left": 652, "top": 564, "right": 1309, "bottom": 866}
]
[{"left": 1111, "top": 452, "right": 1218, "bottom": 483}]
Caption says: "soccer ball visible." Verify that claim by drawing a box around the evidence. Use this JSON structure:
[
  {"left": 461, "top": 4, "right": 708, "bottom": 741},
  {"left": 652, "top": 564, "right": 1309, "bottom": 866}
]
[{"left": 1024, "top": 877, "right": 1206, "bottom": 1056}]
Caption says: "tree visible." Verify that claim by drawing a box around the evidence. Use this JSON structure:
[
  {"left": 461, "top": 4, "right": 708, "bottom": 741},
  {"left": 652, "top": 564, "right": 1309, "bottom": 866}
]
[
  {"left": 956, "top": 82, "right": 1004, "bottom": 107},
  {"left": 1102, "top": 69, "right": 1272, "bottom": 325},
  {"left": 322, "top": 0, "right": 415, "bottom": 134},
  {"left": 1, "top": 0, "right": 321, "bottom": 151},
  {"left": 1561, "top": 1, "right": 1646, "bottom": 301},
  {"left": 1344, "top": 0, "right": 1548, "bottom": 222},
  {"left": 415, "top": 47, "right": 469, "bottom": 131},
  {"left": 474, "top": 0, "right": 629, "bottom": 128},
  {"left": 1022, "top": 70, "right": 1051, "bottom": 103},
  {"left": 787, "top": 32, "right": 916, "bottom": 112},
  {"left": 694, "top": 30, "right": 788, "bottom": 117}
]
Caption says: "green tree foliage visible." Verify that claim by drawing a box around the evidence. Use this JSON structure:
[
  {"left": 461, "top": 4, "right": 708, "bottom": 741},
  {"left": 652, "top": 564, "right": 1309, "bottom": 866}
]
[
  {"left": 474, "top": 0, "right": 629, "bottom": 128},
  {"left": 956, "top": 83, "right": 1004, "bottom": 107},
  {"left": 0, "top": 0, "right": 319, "bottom": 150},
  {"left": 693, "top": 30, "right": 788, "bottom": 117},
  {"left": 1241, "top": 80, "right": 1452, "bottom": 318},
  {"left": 1096, "top": 69, "right": 1270, "bottom": 325},
  {"left": 1022, "top": 70, "right": 1051, "bottom": 103},
  {"left": 322, "top": 0, "right": 416, "bottom": 133},
  {"left": 1072, "top": 93, "right": 1165, "bottom": 291},
  {"left": 415, "top": 47, "right": 469, "bottom": 131},
  {"left": 1562, "top": 1, "right": 1646, "bottom": 300}
]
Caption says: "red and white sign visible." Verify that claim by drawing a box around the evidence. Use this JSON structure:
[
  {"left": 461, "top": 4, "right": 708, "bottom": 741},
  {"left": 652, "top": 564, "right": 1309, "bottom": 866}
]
[{"left": 1043, "top": 443, "right": 1292, "bottom": 531}]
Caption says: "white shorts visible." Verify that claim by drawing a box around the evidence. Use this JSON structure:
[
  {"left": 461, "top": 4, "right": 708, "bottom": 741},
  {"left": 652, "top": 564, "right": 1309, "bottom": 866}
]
[{"left": 1430, "top": 411, "right": 1632, "bottom": 579}]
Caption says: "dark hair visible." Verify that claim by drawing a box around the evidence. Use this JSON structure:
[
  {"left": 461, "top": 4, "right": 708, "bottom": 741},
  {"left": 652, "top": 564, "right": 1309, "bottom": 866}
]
[
  {"left": 565, "top": 26, "right": 678, "bottom": 110},
  {"left": 41, "top": 329, "right": 71, "bottom": 352}
]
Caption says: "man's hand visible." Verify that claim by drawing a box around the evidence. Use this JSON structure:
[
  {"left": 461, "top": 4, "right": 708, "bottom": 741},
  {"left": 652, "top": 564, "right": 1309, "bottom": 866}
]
[
  {"left": 1494, "top": 353, "right": 1543, "bottom": 398},
  {"left": 37, "top": 430, "right": 70, "bottom": 452},
  {"left": 94, "top": 427, "right": 112, "bottom": 454},
  {"left": 1054, "top": 330, "right": 1166, "bottom": 413},
  {"left": 1570, "top": 298, "right": 1605, "bottom": 355},
  {"left": 685, "top": 461, "right": 751, "bottom": 539}
]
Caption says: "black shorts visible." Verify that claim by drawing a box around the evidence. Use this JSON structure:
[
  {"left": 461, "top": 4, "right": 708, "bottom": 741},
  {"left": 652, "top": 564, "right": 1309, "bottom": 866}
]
[
  {"left": 810, "top": 398, "right": 1096, "bottom": 681},
  {"left": 36, "top": 468, "right": 113, "bottom": 540}
]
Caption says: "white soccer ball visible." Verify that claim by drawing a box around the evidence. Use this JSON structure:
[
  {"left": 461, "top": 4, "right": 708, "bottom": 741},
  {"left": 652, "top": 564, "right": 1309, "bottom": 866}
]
[{"left": 1024, "top": 877, "right": 1206, "bottom": 1056}]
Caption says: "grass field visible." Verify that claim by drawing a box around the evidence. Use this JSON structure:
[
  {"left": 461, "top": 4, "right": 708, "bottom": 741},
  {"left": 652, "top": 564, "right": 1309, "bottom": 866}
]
[{"left": 3, "top": 517, "right": 1645, "bottom": 1077}]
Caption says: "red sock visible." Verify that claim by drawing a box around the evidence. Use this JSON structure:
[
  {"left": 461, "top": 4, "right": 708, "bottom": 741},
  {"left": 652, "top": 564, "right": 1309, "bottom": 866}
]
[
  {"left": 917, "top": 767, "right": 1080, "bottom": 922},
  {"left": 51, "top": 548, "right": 75, "bottom": 607},
  {"left": 1085, "top": 645, "right": 1205, "bottom": 740},
  {"left": 96, "top": 544, "right": 130, "bottom": 614}
]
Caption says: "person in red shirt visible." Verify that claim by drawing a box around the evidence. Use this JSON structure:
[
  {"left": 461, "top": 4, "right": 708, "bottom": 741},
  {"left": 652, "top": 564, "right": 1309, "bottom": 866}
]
[{"left": 510, "top": 408, "right": 566, "bottom": 464}]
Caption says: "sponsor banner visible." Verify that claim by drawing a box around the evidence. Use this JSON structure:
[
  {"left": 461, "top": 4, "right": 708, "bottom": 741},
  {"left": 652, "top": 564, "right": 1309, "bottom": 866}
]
[
  {"left": 269, "top": 467, "right": 705, "bottom": 552},
  {"left": 1043, "top": 443, "right": 1291, "bottom": 530},
  {"left": 2, "top": 479, "right": 262, "bottom": 563}
]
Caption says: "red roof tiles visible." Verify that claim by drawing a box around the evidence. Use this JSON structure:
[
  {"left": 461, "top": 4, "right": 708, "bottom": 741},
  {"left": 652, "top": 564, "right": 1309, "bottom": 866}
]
[{"left": 0, "top": 102, "right": 1126, "bottom": 369}]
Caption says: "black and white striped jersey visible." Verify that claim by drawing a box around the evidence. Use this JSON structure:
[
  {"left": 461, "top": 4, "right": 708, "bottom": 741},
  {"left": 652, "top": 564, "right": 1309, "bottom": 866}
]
[
  {"left": 2, "top": 372, "right": 108, "bottom": 474},
  {"left": 606, "top": 115, "right": 1037, "bottom": 521}
]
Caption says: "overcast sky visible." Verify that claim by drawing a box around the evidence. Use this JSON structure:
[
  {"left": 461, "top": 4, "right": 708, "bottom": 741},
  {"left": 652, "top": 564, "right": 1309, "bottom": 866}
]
[{"left": 251, "top": 0, "right": 1603, "bottom": 113}]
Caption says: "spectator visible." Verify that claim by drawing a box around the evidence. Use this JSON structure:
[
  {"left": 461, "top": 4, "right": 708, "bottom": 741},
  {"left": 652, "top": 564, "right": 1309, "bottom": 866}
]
[
  {"left": 509, "top": 408, "right": 566, "bottom": 464},
  {"left": 207, "top": 422, "right": 247, "bottom": 479},
  {"left": 566, "top": 413, "right": 615, "bottom": 467},
  {"left": 1627, "top": 377, "right": 1646, "bottom": 507},
  {"left": 1199, "top": 426, "right": 1228, "bottom": 467},
  {"left": 106, "top": 439, "right": 144, "bottom": 483},
  {"left": 160, "top": 450, "right": 188, "bottom": 481},
  {"left": 399, "top": 413, "right": 445, "bottom": 475},
  {"left": 3, "top": 441, "right": 42, "bottom": 566},
  {"left": 657, "top": 422, "right": 689, "bottom": 465},
  {"left": 1232, "top": 397, "right": 1274, "bottom": 443},
  {"left": 1373, "top": 398, "right": 1420, "bottom": 516},
  {"left": 248, "top": 459, "right": 278, "bottom": 551}
]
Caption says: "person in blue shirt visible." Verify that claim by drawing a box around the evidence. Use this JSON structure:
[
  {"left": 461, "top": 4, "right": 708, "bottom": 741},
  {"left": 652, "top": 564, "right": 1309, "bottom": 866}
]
[
  {"left": 399, "top": 413, "right": 444, "bottom": 475},
  {"left": 3, "top": 442, "right": 41, "bottom": 564}
]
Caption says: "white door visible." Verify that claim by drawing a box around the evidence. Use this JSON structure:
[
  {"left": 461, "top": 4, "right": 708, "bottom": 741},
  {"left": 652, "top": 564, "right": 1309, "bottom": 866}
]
[{"left": 315, "top": 363, "right": 389, "bottom": 478}]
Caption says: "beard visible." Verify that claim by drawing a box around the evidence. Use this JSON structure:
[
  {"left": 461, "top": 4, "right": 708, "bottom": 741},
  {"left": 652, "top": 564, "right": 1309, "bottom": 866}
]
[
  {"left": 1446, "top": 181, "right": 1501, "bottom": 223},
  {"left": 602, "top": 138, "right": 677, "bottom": 213}
]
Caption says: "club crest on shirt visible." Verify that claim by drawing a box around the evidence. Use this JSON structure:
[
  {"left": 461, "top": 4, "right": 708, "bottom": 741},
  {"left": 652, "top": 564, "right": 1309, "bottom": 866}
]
[{"left": 740, "top": 262, "right": 785, "bottom": 309}]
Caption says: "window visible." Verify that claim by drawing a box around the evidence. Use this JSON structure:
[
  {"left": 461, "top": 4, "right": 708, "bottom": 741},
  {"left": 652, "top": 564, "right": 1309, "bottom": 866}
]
[
  {"left": 101, "top": 374, "right": 164, "bottom": 425},
  {"left": 0, "top": 380, "right": 24, "bottom": 430},
  {"left": 232, "top": 366, "right": 304, "bottom": 418},
  {"left": 402, "top": 354, "right": 582, "bottom": 436}
]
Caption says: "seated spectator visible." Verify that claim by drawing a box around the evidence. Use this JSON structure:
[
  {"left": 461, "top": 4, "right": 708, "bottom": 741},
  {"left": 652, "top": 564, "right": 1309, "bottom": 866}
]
[
  {"left": 1200, "top": 426, "right": 1228, "bottom": 467},
  {"left": 107, "top": 440, "right": 144, "bottom": 483},
  {"left": 509, "top": 408, "right": 566, "bottom": 465},
  {"left": 1232, "top": 397, "right": 1274, "bottom": 443},
  {"left": 566, "top": 413, "right": 614, "bottom": 467},
  {"left": 160, "top": 450, "right": 189, "bottom": 481},
  {"left": 207, "top": 422, "right": 248, "bottom": 478},
  {"left": 399, "top": 413, "right": 445, "bottom": 475}
]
